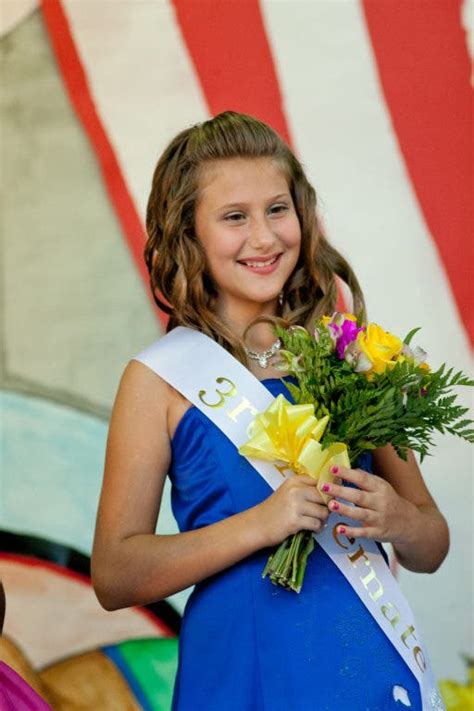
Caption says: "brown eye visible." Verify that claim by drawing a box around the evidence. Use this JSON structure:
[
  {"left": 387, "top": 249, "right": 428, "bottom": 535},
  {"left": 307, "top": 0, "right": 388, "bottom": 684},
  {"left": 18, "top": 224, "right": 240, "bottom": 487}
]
[
  {"left": 224, "top": 212, "right": 245, "bottom": 222},
  {"left": 269, "top": 204, "right": 289, "bottom": 215}
]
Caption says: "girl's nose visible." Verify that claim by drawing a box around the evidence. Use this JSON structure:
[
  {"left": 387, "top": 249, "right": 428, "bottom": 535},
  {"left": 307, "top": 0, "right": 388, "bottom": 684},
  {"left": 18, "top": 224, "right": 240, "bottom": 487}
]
[{"left": 248, "top": 216, "right": 275, "bottom": 250}]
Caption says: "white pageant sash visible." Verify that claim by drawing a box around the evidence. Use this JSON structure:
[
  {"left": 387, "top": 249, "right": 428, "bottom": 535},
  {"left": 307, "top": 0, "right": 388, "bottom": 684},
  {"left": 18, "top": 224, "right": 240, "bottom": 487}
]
[{"left": 134, "top": 326, "right": 444, "bottom": 711}]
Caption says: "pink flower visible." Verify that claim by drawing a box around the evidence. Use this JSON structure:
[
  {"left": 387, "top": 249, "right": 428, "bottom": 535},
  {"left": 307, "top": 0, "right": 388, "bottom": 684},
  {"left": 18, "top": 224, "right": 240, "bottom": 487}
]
[
  {"left": 321, "top": 313, "right": 365, "bottom": 359},
  {"left": 334, "top": 316, "right": 365, "bottom": 359}
]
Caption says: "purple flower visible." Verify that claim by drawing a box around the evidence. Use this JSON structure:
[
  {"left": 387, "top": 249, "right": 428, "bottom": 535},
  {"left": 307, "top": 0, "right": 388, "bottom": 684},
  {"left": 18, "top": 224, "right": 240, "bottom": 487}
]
[{"left": 336, "top": 319, "right": 365, "bottom": 359}]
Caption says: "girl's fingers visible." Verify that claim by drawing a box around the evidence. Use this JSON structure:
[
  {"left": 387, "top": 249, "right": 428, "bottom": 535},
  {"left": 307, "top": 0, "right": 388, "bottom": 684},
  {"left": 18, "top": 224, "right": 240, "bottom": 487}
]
[
  {"left": 328, "top": 500, "right": 374, "bottom": 524},
  {"left": 336, "top": 524, "right": 378, "bottom": 540},
  {"left": 297, "top": 475, "right": 322, "bottom": 488},
  {"left": 320, "top": 481, "right": 373, "bottom": 509},
  {"left": 304, "top": 487, "right": 327, "bottom": 505},
  {"left": 290, "top": 476, "right": 328, "bottom": 504},
  {"left": 332, "top": 466, "right": 377, "bottom": 491},
  {"left": 301, "top": 503, "right": 329, "bottom": 520},
  {"left": 301, "top": 515, "right": 325, "bottom": 533}
]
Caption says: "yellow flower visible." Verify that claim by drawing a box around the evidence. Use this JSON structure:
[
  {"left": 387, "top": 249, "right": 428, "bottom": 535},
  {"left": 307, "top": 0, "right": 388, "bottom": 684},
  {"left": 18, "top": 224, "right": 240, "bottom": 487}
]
[
  {"left": 357, "top": 323, "right": 403, "bottom": 376},
  {"left": 439, "top": 664, "right": 474, "bottom": 711}
]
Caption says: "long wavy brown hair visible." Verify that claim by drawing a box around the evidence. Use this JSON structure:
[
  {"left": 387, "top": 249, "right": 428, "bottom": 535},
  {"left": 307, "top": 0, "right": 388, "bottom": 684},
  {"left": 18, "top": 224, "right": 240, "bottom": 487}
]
[{"left": 144, "top": 111, "right": 366, "bottom": 363}]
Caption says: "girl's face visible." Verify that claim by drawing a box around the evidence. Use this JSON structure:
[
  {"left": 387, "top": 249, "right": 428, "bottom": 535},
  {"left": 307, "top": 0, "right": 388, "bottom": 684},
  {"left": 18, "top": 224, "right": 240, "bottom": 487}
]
[{"left": 194, "top": 157, "right": 301, "bottom": 319}]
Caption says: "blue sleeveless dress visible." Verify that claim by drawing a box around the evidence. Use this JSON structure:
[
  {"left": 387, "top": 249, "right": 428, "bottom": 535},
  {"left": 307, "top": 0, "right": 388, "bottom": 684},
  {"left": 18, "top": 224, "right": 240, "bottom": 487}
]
[{"left": 169, "top": 377, "right": 421, "bottom": 711}]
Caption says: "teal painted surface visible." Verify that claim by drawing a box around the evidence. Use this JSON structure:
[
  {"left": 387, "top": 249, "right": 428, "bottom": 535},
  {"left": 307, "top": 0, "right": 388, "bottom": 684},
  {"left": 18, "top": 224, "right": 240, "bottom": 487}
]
[
  {"left": 1, "top": 389, "right": 189, "bottom": 613},
  {"left": 1, "top": 390, "right": 107, "bottom": 553}
]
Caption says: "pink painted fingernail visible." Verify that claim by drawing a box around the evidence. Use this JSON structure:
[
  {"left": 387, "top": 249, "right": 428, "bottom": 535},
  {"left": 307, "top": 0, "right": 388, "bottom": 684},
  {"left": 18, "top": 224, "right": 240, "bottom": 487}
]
[
  {"left": 330, "top": 465, "right": 339, "bottom": 475},
  {"left": 338, "top": 526, "right": 346, "bottom": 534},
  {"left": 321, "top": 484, "right": 330, "bottom": 493},
  {"left": 330, "top": 501, "right": 339, "bottom": 511}
]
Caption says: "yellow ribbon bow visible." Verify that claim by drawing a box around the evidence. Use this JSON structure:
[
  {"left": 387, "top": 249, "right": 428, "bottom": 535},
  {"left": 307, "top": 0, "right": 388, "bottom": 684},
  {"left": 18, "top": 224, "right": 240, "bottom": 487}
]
[{"left": 238, "top": 394, "right": 350, "bottom": 500}]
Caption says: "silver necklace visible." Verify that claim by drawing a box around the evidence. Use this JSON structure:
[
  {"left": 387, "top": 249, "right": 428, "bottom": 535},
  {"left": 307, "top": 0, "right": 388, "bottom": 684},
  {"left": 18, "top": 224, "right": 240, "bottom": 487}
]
[{"left": 244, "top": 339, "right": 281, "bottom": 369}]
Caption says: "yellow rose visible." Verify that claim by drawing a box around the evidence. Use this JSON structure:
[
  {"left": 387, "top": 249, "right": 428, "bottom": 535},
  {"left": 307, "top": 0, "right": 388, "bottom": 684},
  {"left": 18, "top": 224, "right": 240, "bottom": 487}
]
[{"left": 357, "top": 323, "right": 403, "bottom": 375}]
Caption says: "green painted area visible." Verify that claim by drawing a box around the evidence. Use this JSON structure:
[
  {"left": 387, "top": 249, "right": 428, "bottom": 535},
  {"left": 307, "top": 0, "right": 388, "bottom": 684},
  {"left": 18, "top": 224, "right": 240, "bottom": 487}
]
[{"left": 118, "top": 638, "right": 179, "bottom": 711}]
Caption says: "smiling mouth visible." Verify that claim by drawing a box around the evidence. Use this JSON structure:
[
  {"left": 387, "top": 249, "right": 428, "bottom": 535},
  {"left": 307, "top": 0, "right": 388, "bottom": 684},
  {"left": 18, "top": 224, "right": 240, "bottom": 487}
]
[{"left": 238, "top": 254, "right": 282, "bottom": 268}]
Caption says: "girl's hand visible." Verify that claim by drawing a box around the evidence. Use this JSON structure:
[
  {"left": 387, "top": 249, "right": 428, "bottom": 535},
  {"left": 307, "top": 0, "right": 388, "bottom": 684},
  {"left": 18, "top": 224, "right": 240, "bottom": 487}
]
[
  {"left": 320, "top": 466, "right": 409, "bottom": 543},
  {"left": 256, "top": 475, "right": 330, "bottom": 547}
]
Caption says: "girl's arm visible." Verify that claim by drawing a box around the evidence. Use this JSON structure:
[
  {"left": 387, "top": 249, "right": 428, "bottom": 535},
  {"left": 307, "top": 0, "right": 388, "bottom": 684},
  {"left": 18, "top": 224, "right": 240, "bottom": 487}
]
[
  {"left": 319, "top": 445, "right": 449, "bottom": 573},
  {"left": 372, "top": 446, "right": 449, "bottom": 572},
  {"left": 92, "top": 361, "right": 330, "bottom": 610}
]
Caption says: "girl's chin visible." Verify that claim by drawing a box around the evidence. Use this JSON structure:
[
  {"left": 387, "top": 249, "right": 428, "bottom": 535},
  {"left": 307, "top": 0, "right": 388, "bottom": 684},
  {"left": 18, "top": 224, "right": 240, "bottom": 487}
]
[
  {"left": 233, "top": 292, "right": 281, "bottom": 309},
  {"left": 216, "top": 278, "right": 288, "bottom": 312}
]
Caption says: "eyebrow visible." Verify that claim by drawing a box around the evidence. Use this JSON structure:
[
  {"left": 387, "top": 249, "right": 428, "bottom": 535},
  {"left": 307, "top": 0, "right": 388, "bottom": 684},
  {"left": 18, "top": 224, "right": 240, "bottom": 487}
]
[{"left": 215, "top": 193, "right": 290, "bottom": 212}]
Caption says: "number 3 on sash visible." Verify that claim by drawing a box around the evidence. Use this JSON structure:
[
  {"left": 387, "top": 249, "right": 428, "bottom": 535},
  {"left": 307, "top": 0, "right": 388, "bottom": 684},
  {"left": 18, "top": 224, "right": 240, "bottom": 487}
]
[{"left": 198, "top": 377, "right": 237, "bottom": 408}]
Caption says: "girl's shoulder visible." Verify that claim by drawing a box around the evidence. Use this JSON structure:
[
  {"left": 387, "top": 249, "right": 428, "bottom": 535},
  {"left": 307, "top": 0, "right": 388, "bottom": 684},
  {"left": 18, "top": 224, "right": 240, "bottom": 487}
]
[
  {"left": 125, "top": 358, "right": 192, "bottom": 442},
  {"left": 124, "top": 356, "right": 170, "bottom": 392},
  {"left": 118, "top": 358, "right": 171, "bottom": 421}
]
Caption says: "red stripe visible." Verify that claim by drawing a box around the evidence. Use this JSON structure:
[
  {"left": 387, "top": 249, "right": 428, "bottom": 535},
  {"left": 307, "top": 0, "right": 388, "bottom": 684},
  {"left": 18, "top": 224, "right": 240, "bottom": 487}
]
[
  {"left": 0, "top": 552, "right": 92, "bottom": 585},
  {"left": 0, "top": 553, "right": 174, "bottom": 636},
  {"left": 362, "top": 0, "right": 473, "bottom": 346},
  {"left": 171, "top": 0, "right": 292, "bottom": 145},
  {"left": 40, "top": 0, "right": 167, "bottom": 330}
]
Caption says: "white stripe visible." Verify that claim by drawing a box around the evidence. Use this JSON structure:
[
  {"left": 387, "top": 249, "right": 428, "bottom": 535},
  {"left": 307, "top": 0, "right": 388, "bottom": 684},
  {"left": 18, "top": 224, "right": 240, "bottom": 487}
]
[
  {"left": 62, "top": 0, "right": 209, "bottom": 219},
  {"left": 261, "top": 0, "right": 470, "bottom": 367}
]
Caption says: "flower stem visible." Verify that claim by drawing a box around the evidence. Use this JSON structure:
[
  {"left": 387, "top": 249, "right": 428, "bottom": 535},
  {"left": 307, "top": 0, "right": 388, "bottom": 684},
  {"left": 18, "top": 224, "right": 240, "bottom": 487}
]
[
  {"left": 294, "top": 532, "right": 315, "bottom": 592},
  {"left": 262, "top": 530, "right": 316, "bottom": 593}
]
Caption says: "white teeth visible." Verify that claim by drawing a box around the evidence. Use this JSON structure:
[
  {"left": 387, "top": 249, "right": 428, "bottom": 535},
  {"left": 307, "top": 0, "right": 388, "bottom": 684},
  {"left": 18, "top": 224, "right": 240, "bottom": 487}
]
[{"left": 243, "top": 255, "right": 278, "bottom": 268}]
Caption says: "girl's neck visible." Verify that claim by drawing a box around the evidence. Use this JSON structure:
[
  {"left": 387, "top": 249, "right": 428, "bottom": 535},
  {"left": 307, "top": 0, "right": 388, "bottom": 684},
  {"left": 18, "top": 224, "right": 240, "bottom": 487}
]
[
  {"left": 213, "top": 298, "right": 288, "bottom": 380},
  {"left": 216, "top": 299, "right": 280, "bottom": 352}
]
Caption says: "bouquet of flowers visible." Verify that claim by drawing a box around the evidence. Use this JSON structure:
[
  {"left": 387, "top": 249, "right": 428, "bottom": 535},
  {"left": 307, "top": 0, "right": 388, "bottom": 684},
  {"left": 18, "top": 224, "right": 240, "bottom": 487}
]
[{"left": 239, "top": 313, "right": 473, "bottom": 593}]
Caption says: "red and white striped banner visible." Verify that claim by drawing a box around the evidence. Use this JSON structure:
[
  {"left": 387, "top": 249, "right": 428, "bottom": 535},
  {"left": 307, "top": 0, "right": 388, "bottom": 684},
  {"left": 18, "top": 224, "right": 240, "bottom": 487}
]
[{"left": 36, "top": 0, "right": 473, "bottom": 356}]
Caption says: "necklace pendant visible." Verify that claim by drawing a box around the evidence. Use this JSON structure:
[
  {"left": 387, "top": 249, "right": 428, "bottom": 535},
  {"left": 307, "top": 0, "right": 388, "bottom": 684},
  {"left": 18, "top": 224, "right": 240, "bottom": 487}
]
[{"left": 244, "top": 338, "right": 281, "bottom": 369}]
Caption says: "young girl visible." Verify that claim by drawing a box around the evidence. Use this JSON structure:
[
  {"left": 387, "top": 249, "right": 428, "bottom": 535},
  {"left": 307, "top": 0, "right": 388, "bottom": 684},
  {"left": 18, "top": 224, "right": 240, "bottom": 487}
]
[{"left": 92, "top": 111, "right": 449, "bottom": 711}]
